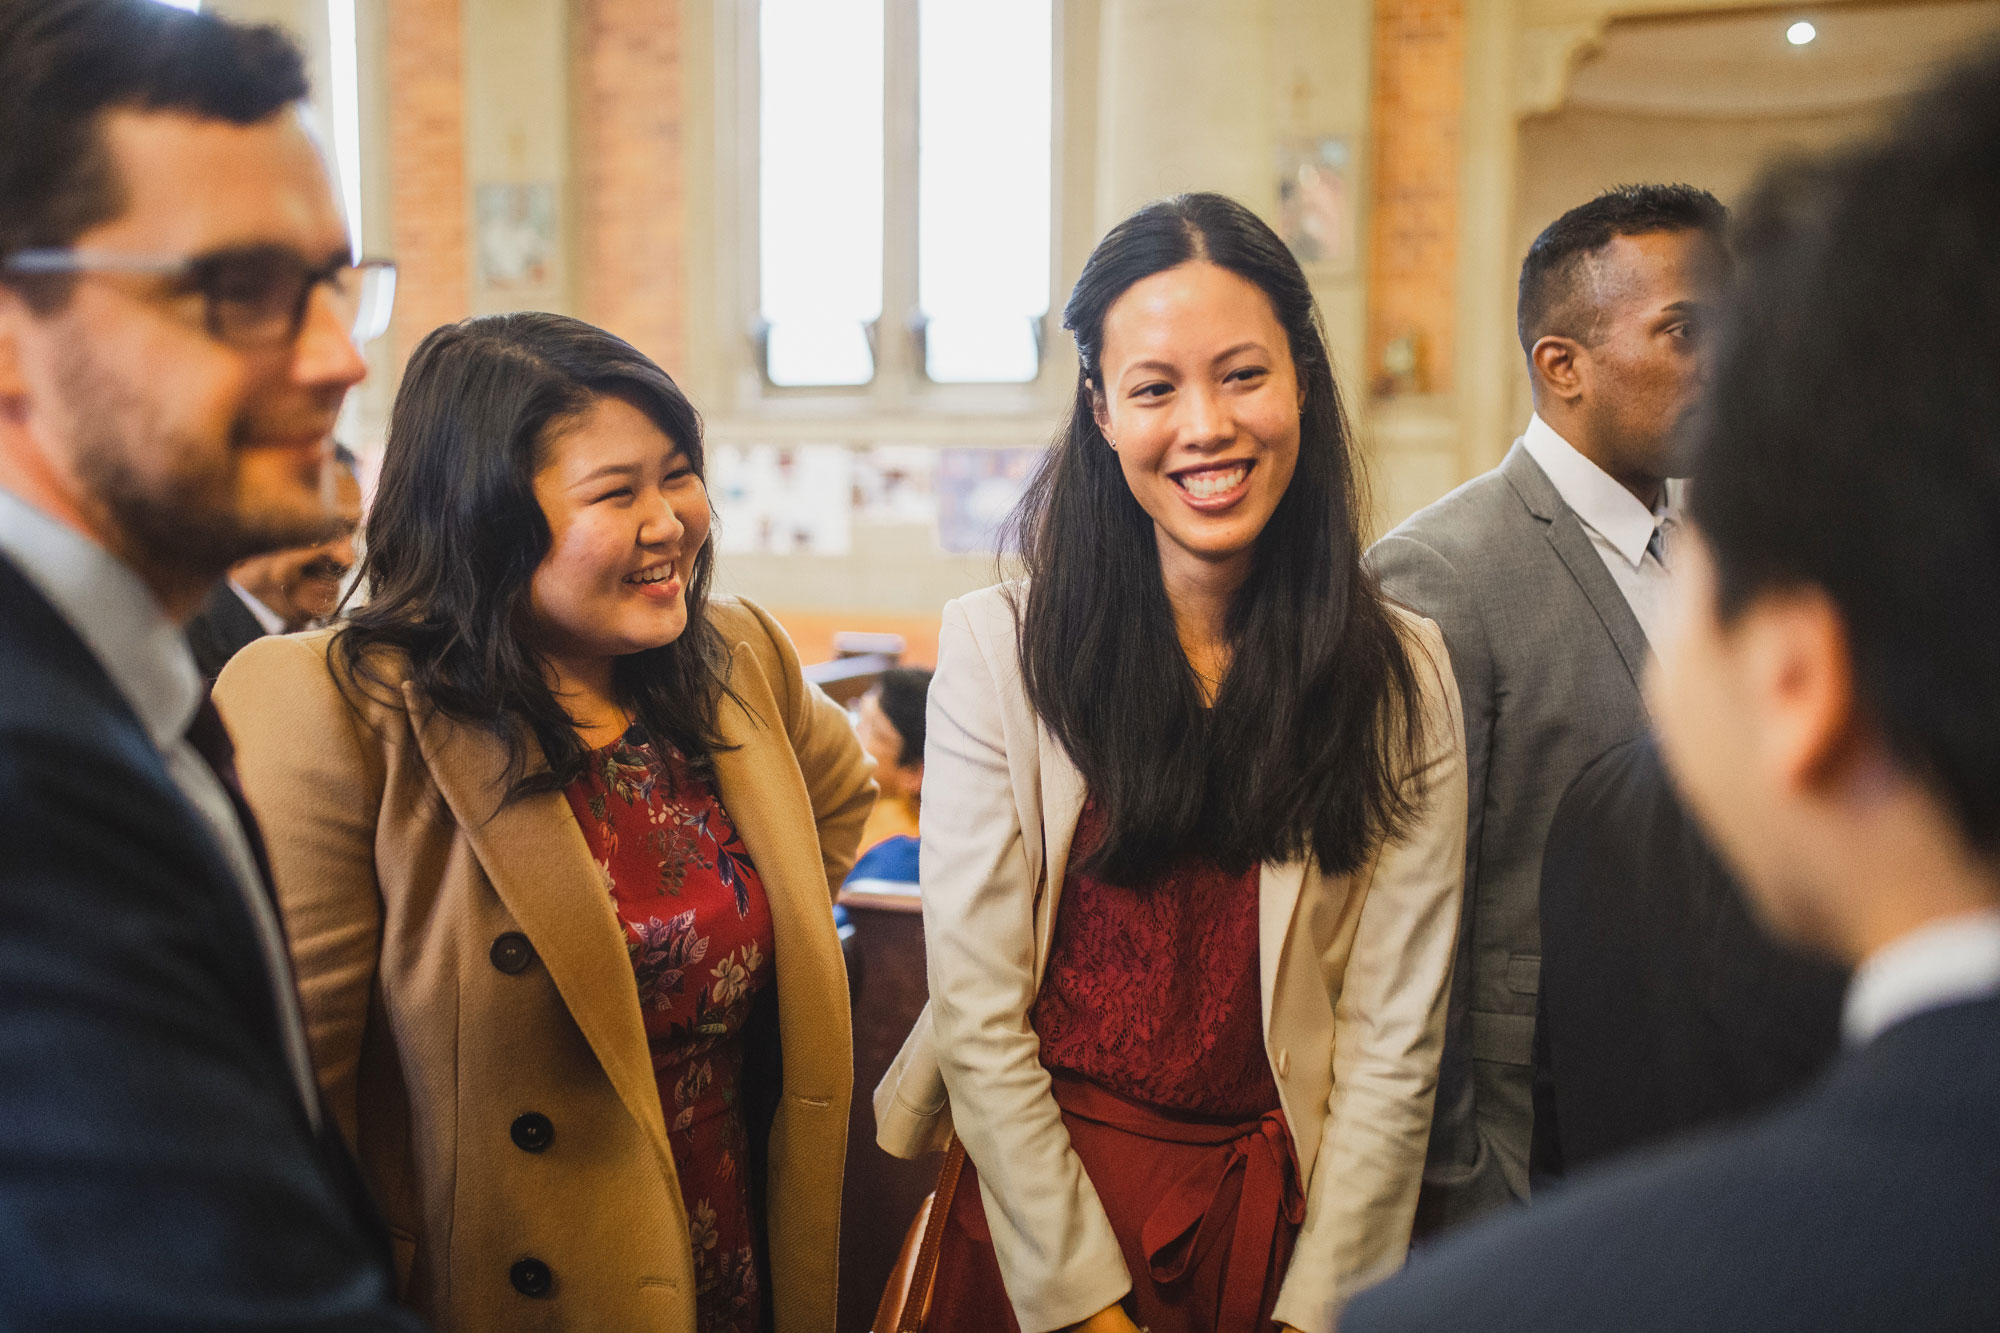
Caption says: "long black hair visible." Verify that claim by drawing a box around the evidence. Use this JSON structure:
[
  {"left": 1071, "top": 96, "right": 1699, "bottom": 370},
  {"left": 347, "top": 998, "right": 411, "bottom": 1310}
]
[
  {"left": 1012, "top": 192, "right": 1430, "bottom": 883},
  {"left": 335, "top": 312, "right": 732, "bottom": 804}
]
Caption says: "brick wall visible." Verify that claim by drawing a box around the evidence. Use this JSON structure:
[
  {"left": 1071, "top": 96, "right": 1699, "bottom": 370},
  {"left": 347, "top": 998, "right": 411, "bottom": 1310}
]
[
  {"left": 386, "top": 0, "right": 469, "bottom": 369},
  {"left": 574, "top": 0, "right": 687, "bottom": 376},
  {"left": 1366, "top": 0, "right": 1464, "bottom": 396}
]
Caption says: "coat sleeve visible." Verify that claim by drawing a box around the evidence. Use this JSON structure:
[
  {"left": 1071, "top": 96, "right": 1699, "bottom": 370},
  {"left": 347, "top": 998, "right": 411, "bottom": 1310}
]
[
  {"left": 731, "top": 599, "right": 877, "bottom": 896},
  {"left": 0, "top": 681, "right": 417, "bottom": 1327},
  {"left": 1366, "top": 533, "right": 1516, "bottom": 1228},
  {"left": 1272, "top": 615, "right": 1469, "bottom": 1331},
  {"left": 921, "top": 597, "right": 1131, "bottom": 1333},
  {"left": 215, "top": 634, "right": 387, "bottom": 1148}
]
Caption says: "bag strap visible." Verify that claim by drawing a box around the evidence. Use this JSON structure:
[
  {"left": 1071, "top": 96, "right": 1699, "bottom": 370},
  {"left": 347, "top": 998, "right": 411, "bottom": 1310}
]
[{"left": 901, "top": 1137, "right": 968, "bottom": 1332}]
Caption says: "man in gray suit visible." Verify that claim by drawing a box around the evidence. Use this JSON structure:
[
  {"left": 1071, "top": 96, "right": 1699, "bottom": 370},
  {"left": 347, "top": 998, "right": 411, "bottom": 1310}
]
[{"left": 1369, "top": 185, "right": 1728, "bottom": 1231}]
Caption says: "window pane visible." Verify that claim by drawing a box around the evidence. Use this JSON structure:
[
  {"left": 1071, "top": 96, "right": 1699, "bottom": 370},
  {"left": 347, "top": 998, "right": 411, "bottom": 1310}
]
[
  {"left": 760, "top": 0, "right": 884, "bottom": 387},
  {"left": 919, "top": 0, "right": 1053, "bottom": 384}
]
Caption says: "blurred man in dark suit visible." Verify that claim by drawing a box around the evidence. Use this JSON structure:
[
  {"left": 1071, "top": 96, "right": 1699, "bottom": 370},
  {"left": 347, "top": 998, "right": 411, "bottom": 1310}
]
[
  {"left": 0, "top": 1, "right": 414, "bottom": 1325},
  {"left": 1343, "top": 46, "right": 2000, "bottom": 1333},
  {"left": 187, "top": 442, "right": 362, "bottom": 680},
  {"left": 1531, "top": 734, "right": 1846, "bottom": 1182}
]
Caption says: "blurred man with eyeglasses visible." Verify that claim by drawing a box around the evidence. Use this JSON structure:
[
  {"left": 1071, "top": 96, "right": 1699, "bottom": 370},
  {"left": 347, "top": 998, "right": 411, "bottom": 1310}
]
[
  {"left": 0, "top": 1, "right": 417, "bottom": 1326},
  {"left": 186, "top": 443, "right": 365, "bottom": 682}
]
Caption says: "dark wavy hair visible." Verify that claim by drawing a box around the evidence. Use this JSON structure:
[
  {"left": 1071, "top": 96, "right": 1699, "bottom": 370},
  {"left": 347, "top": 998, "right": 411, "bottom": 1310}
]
[
  {"left": 1012, "top": 192, "right": 1430, "bottom": 884},
  {"left": 335, "top": 312, "right": 732, "bottom": 806}
]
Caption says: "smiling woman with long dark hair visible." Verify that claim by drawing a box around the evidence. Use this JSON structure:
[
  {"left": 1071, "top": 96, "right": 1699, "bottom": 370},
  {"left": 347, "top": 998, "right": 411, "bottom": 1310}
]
[
  {"left": 877, "top": 194, "right": 1467, "bottom": 1333},
  {"left": 214, "top": 312, "right": 874, "bottom": 1332}
]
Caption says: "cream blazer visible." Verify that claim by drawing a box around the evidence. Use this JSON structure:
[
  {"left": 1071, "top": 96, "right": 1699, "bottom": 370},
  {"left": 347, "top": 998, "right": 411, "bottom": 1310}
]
[
  {"left": 875, "top": 585, "right": 1467, "bottom": 1333},
  {"left": 215, "top": 597, "right": 873, "bottom": 1333}
]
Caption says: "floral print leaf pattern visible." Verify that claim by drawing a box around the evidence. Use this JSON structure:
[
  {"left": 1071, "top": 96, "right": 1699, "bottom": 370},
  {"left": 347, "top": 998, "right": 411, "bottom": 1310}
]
[
  {"left": 560, "top": 725, "right": 774, "bottom": 1333},
  {"left": 627, "top": 910, "right": 709, "bottom": 1009}
]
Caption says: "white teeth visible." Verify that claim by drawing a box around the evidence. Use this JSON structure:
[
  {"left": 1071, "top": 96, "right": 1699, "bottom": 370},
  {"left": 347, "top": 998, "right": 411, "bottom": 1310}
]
[
  {"left": 628, "top": 567, "right": 674, "bottom": 586},
  {"left": 1178, "top": 466, "right": 1247, "bottom": 499}
]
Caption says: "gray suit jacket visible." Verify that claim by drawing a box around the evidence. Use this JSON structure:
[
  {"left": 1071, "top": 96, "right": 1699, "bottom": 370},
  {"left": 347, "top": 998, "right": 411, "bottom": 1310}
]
[{"left": 1367, "top": 441, "right": 1650, "bottom": 1231}]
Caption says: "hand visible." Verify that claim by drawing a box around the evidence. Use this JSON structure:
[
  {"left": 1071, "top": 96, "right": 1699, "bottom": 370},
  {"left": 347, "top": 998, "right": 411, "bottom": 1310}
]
[{"left": 1068, "top": 1303, "right": 1143, "bottom": 1333}]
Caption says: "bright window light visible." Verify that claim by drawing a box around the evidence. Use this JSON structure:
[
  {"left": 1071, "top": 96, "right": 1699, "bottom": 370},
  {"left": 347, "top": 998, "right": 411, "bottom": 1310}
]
[
  {"left": 152, "top": 0, "right": 200, "bottom": 9},
  {"left": 759, "top": 0, "right": 885, "bottom": 387},
  {"left": 917, "top": 0, "right": 1052, "bottom": 383},
  {"left": 328, "top": 0, "right": 364, "bottom": 255},
  {"left": 1787, "top": 19, "right": 1817, "bottom": 44}
]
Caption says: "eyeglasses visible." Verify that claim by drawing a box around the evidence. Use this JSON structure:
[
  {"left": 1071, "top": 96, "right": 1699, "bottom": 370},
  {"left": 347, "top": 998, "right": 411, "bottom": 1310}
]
[{"left": 0, "top": 244, "right": 397, "bottom": 348}]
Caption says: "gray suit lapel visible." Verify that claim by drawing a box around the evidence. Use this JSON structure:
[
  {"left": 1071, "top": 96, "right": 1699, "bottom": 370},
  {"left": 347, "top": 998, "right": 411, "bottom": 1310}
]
[{"left": 1500, "top": 443, "right": 1651, "bottom": 690}]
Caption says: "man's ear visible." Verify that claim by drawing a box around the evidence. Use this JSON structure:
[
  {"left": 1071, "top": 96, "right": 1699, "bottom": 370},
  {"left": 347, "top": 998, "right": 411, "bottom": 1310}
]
[
  {"left": 1530, "top": 335, "right": 1587, "bottom": 404},
  {"left": 1744, "top": 587, "right": 1865, "bottom": 800}
]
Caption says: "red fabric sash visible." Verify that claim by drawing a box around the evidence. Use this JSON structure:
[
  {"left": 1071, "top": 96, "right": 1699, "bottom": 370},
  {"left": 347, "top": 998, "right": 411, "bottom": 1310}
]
[{"left": 1051, "top": 1071, "right": 1306, "bottom": 1329}]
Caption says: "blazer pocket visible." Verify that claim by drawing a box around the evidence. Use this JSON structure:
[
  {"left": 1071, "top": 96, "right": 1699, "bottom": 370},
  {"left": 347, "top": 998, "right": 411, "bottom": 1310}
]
[{"left": 1505, "top": 953, "right": 1541, "bottom": 996}]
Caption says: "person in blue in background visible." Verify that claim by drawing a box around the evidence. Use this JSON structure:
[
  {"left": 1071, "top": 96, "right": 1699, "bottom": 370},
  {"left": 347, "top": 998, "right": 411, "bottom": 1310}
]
[{"left": 847, "top": 666, "right": 930, "bottom": 888}]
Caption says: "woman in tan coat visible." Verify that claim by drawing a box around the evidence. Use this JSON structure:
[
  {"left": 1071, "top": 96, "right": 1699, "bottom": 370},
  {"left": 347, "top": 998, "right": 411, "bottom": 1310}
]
[{"left": 216, "top": 312, "right": 873, "bottom": 1332}]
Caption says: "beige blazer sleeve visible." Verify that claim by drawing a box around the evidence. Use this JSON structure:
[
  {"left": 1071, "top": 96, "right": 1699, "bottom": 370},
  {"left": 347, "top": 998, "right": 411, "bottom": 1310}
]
[
  {"left": 213, "top": 633, "right": 385, "bottom": 1144},
  {"left": 1271, "top": 617, "right": 1468, "bottom": 1330},
  {"left": 921, "top": 596, "right": 1131, "bottom": 1333}
]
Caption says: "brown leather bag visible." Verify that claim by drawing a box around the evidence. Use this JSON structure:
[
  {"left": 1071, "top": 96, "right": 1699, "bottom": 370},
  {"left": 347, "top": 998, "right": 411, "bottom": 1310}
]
[{"left": 872, "top": 1139, "right": 968, "bottom": 1333}]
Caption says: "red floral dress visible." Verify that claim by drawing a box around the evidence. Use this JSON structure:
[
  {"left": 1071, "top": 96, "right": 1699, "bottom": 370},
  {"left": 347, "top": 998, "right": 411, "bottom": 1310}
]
[{"left": 564, "top": 726, "right": 775, "bottom": 1333}]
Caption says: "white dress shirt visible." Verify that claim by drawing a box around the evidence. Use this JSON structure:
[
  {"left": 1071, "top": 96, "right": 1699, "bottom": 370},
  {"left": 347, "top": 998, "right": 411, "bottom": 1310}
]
[
  {"left": 1520, "top": 414, "right": 1682, "bottom": 647},
  {"left": 0, "top": 486, "right": 321, "bottom": 1126},
  {"left": 1842, "top": 907, "right": 2000, "bottom": 1045},
  {"left": 229, "top": 578, "right": 289, "bottom": 636}
]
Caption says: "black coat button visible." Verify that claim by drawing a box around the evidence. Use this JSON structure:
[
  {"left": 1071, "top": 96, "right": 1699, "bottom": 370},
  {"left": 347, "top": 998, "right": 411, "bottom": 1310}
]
[
  {"left": 509, "top": 1257, "right": 552, "bottom": 1298},
  {"left": 511, "top": 1112, "right": 554, "bottom": 1153},
  {"left": 490, "top": 932, "right": 534, "bottom": 974}
]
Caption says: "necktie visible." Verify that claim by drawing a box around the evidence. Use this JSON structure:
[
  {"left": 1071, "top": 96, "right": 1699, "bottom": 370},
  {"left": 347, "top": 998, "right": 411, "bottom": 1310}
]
[
  {"left": 184, "top": 693, "right": 280, "bottom": 902},
  {"left": 1647, "top": 516, "right": 1675, "bottom": 570}
]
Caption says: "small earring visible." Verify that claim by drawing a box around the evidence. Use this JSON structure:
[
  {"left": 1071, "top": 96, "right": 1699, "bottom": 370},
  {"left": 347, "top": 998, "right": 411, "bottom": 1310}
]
[{"left": 1105, "top": 435, "right": 1118, "bottom": 451}]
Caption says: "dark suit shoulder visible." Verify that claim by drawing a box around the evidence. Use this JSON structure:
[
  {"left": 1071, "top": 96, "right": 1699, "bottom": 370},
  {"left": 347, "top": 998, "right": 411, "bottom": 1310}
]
[
  {"left": 185, "top": 581, "right": 268, "bottom": 682},
  {"left": 1348, "top": 998, "right": 2000, "bottom": 1333}
]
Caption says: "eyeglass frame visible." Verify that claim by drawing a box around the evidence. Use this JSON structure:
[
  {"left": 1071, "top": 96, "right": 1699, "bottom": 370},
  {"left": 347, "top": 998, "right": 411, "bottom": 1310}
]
[{"left": 0, "top": 244, "right": 397, "bottom": 349}]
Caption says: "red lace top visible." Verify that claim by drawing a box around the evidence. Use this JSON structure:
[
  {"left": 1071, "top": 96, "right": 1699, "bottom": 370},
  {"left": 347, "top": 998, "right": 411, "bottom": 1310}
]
[
  {"left": 1030, "top": 797, "right": 1281, "bottom": 1121},
  {"left": 564, "top": 728, "right": 774, "bottom": 1333}
]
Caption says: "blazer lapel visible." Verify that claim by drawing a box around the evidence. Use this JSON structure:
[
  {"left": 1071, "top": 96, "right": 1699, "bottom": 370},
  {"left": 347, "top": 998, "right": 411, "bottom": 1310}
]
[
  {"left": 1033, "top": 720, "right": 1088, "bottom": 980},
  {"left": 1258, "top": 860, "right": 1309, "bottom": 1043},
  {"left": 404, "top": 686, "right": 677, "bottom": 1182},
  {"left": 1502, "top": 443, "right": 1652, "bottom": 691},
  {"left": 706, "top": 644, "right": 850, "bottom": 1105}
]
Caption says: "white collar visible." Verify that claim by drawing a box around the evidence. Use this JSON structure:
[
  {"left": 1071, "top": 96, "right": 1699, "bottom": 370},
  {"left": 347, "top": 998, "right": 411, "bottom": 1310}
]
[
  {"left": 0, "top": 486, "right": 203, "bottom": 753},
  {"left": 1843, "top": 907, "right": 2000, "bottom": 1045},
  {"left": 1520, "top": 414, "right": 1680, "bottom": 567},
  {"left": 228, "top": 579, "right": 290, "bottom": 637}
]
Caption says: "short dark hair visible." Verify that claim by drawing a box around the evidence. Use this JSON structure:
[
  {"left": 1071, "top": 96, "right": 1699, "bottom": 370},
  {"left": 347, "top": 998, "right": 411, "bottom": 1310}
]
[
  {"left": 0, "top": 0, "right": 307, "bottom": 302},
  {"left": 871, "top": 667, "right": 931, "bottom": 768},
  {"left": 1012, "top": 192, "right": 1432, "bottom": 884},
  {"left": 335, "top": 312, "right": 731, "bottom": 806},
  {"left": 1517, "top": 183, "right": 1726, "bottom": 353},
  {"left": 1691, "top": 44, "right": 2000, "bottom": 853}
]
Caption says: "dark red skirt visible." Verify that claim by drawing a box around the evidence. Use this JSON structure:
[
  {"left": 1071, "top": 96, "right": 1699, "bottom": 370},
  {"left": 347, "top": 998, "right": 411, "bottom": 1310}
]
[{"left": 929, "top": 1071, "right": 1304, "bottom": 1333}]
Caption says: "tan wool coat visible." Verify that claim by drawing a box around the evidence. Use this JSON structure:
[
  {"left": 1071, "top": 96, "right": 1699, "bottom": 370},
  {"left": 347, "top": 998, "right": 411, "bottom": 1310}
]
[{"left": 215, "top": 596, "right": 874, "bottom": 1332}]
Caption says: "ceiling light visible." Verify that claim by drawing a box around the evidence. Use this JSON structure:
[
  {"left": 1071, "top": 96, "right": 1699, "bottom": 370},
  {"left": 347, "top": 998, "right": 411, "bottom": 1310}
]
[{"left": 1787, "top": 20, "right": 1817, "bottom": 44}]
